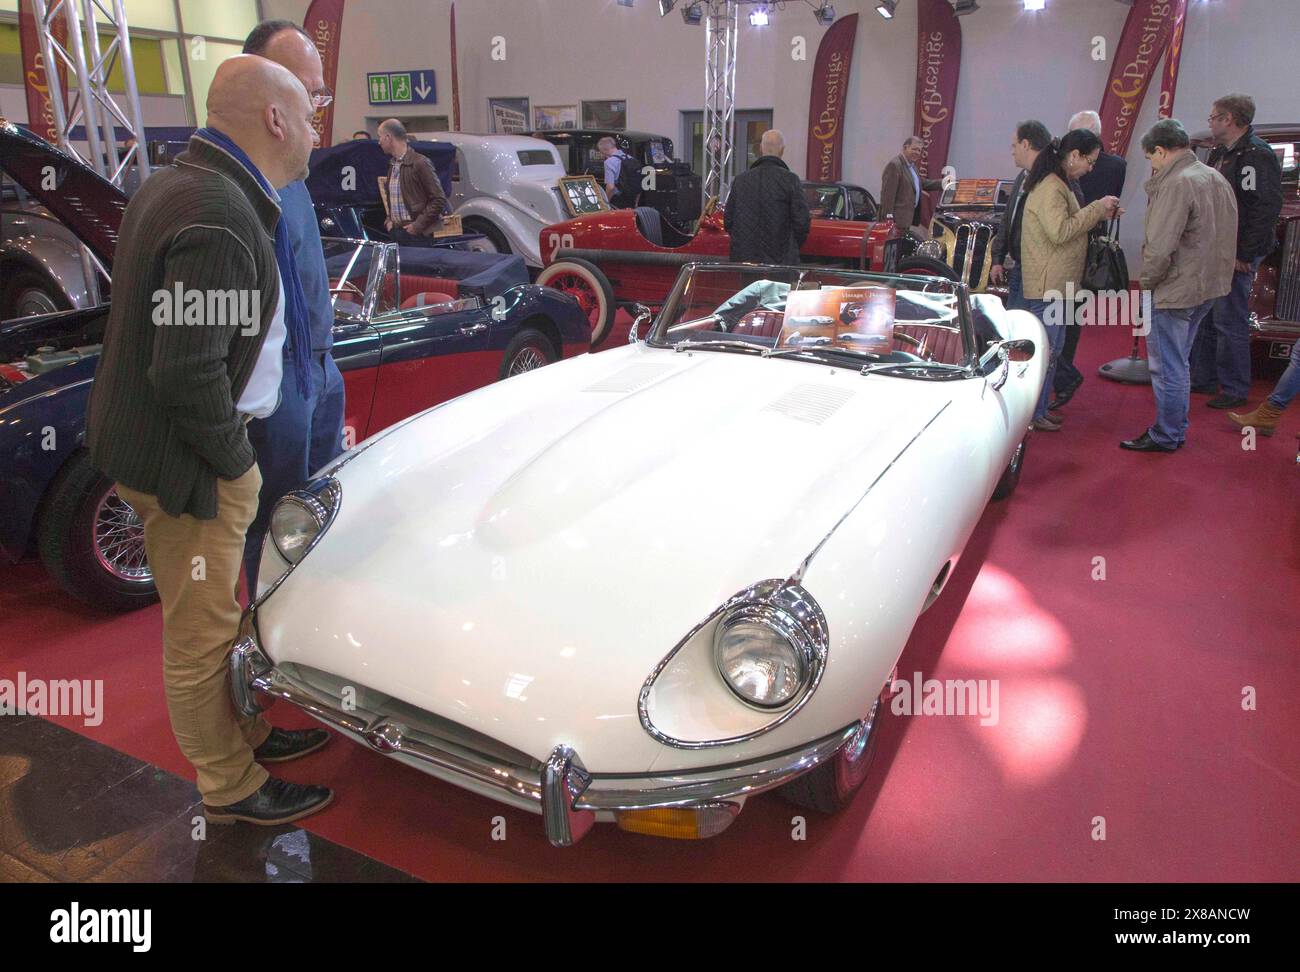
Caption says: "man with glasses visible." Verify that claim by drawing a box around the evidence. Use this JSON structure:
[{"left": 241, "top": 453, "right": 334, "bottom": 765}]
[
  {"left": 1190, "top": 94, "right": 1284, "bottom": 409},
  {"left": 239, "top": 21, "right": 347, "bottom": 608}
]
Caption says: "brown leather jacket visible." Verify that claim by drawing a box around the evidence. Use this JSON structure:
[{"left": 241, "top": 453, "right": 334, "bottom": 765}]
[{"left": 394, "top": 149, "right": 448, "bottom": 236}]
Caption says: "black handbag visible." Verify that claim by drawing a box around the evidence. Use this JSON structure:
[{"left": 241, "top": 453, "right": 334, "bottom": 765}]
[{"left": 1082, "top": 217, "right": 1129, "bottom": 293}]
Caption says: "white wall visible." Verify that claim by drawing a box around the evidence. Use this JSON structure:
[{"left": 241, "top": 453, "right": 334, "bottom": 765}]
[{"left": 266, "top": 0, "right": 1299, "bottom": 256}]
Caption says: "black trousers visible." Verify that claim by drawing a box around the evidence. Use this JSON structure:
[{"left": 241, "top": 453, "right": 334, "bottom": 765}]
[{"left": 1053, "top": 300, "right": 1084, "bottom": 394}]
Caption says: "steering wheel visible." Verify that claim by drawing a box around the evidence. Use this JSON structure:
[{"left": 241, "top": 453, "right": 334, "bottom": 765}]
[{"left": 329, "top": 281, "right": 365, "bottom": 302}]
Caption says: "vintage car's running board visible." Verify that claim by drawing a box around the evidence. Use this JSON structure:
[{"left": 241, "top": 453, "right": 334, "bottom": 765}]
[
  {"left": 556, "top": 247, "right": 728, "bottom": 267},
  {"left": 229, "top": 636, "right": 858, "bottom": 846}
]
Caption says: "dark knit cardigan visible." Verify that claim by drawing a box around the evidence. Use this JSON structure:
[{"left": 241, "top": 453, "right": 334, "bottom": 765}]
[{"left": 85, "top": 134, "right": 282, "bottom": 519}]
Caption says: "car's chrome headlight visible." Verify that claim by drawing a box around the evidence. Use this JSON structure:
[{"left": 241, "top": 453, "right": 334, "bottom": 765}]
[
  {"left": 713, "top": 585, "right": 826, "bottom": 709},
  {"left": 917, "top": 238, "right": 946, "bottom": 260},
  {"left": 269, "top": 479, "right": 340, "bottom": 565}
]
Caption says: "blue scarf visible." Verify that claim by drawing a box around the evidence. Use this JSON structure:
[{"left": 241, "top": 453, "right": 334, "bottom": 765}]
[{"left": 195, "top": 127, "right": 313, "bottom": 399}]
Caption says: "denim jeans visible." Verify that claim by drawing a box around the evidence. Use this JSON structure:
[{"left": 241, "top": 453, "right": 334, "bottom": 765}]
[
  {"left": 1268, "top": 337, "right": 1300, "bottom": 409},
  {"left": 1054, "top": 300, "right": 1083, "bottom": 393},
  {"left": 243, "top": 350, "right": 347, "bottom": 590},
  {"left": 1189, "top": 256, "right": 1262, "bottom": 397},
  {"left": 1006, "top": 265, "right": 1027, "bottom": 312},
  {"left": 1146, "top": 301, "right": 1216, "bottom": 447},
  {"left": 1025, "top": 297, "right": 1067, "bottom": 420}
]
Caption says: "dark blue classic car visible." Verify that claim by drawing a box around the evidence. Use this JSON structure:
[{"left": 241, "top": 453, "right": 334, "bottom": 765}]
[
  {"left": 0, "top": 121, "right": 590, "bottom": 610},
  {"left": 306, "top": 138, "right": 468, "bottom": 244}
]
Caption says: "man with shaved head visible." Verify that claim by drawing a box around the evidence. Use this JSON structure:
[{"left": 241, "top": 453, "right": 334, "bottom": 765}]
[
  {"left": 240, "top": 20, "right": 347, "bottom": 610},
  {"left": 86, "top": 54, "right": 333, "bottom": 827},
  {"left": 724, "top": 128, "right": 811, "bottom": 264}
]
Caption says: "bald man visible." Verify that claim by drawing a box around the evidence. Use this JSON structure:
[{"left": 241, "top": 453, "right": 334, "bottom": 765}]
[
  {"left": 240, "top": 20, "right": 347, "bottom": 599},
  {"left": 86, "top": 54, "right": 333, "bottom": 827},
  {"left": 724, "top": 129, "right": 811, "bottom": 264}
]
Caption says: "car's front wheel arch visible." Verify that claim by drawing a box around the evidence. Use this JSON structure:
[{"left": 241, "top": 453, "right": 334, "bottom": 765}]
[{"left": 35, "top": 448, "right": 158, "bottom": 612}]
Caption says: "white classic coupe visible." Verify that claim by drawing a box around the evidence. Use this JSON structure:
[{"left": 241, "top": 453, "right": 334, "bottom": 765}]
[{"left": 232, "top": 264, "right": 1045, "bottom": 846}]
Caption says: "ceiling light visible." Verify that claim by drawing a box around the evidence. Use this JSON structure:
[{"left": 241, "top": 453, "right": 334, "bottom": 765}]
[
  {"left": 1024, "top": 0, "right": 1046, "bottom": 10},
  {"left": 953, "top": 0, "right": 979, "bottom": 13},
  {"left": 749, "top": 6, "right": 771, "bottom": 26},
  {"left": 876, "top": 0, "right": 898, "bottom": 18},
  {"left": 681, "top": 2, "right": 704, "bottom": 24},
  {"left": 658, "top": 0, "right": 675, "bottom": 15},
  {"left": 815, "top": 3, "right": 836, "bottom": 25}
]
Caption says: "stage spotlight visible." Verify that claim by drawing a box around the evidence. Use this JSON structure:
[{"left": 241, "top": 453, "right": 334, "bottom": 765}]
[
  {"left": 953, "top": 0, "right": 980, "bottom": 13},
  {"left": 814, "top": 3, "right": 836, "bottom": 25},
  {"left": 1024, "top": 0, "right": 1046, "bottom": 10},
  {"left": 659, "top": 0, "right": 675, "bottom": 15},
  {"left": 681, "top": 2, "right": 704, "bottom": 24},
  {"left": 749, "top": 6, "right": 770, "bottom": 26},
  {"left": 876, "top": 0, "right": 898, "bottom": 19},
  {"left": 617, "top": 0, "right": 633, "bottom": 7}
]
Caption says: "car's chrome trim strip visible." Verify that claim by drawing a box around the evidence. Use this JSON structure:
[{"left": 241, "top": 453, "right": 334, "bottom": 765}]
[
  {"left": 229, "top": 636, "right": 857, "bottom": 846},
  {"left": 0, "top": 376, "right": 94, "bottom": 418}
]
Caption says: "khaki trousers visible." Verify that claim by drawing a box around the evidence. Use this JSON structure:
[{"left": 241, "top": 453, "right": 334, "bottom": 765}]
[{"left": 118, "top": 466, "right": 271, "bottom": 806}]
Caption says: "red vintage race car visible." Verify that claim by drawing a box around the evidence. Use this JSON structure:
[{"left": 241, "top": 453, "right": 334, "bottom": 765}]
[{"left": 536, "top": 198, "right": 907, "bottom": 344}]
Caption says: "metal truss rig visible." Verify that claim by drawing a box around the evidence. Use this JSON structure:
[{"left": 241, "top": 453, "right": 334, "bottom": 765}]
[
  {"left": 702, "top": 0, "right": 738, "bottom": 205},
  {"left": 30, "top": 0, "right": 151, "bottom": 188}
]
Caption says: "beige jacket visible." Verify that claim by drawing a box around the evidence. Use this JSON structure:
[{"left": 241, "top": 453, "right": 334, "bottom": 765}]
[
  {"left": 1140, "top": 150, "right": 1238, "bottom": 309},
  {"left": 1019, "top": 173, "right": 1109, "bottom": 299},
  {"left": 880, "top": 153, "right": 943, "bottom": 230}
]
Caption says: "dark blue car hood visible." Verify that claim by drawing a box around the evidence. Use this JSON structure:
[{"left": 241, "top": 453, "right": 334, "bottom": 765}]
[{"left": 306, "top": 139, "right": 455, "bottom": 207}]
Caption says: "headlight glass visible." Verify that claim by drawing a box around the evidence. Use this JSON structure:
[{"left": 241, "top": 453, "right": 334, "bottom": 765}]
[
  {"left": 270, "top": 495, "right": 327, "bottom": 564},
  {"left": 715, "top": 614, "right": 807, "bottom": 708}
]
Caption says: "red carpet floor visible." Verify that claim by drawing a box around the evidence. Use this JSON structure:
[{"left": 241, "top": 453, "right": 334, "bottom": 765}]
[{"left": 2, "top": 321, "right": 1297, "bottom": 882}]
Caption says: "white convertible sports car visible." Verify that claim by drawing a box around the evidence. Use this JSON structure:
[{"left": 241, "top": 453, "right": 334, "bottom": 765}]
[{"left": 231, "top": 264, "right": 1045, "bottom": 846}]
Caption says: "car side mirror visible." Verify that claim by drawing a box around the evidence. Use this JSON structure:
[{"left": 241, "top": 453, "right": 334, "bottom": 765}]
[
  {"left": 629, "top": 304, "right": 652, "bottom": 344},
  {"left": 998, "top": 338, "right": 1035, "bottom": 363}
]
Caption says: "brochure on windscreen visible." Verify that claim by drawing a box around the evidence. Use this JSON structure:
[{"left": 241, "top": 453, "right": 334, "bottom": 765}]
[{"left": 777, "top": 286, "right": 897, "bottom": 353}]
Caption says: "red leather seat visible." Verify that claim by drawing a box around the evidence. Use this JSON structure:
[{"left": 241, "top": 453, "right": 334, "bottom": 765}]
[
  {"left": 381, "top": 274, "right": 460, "bottom": 308},
  {"left": 892, "top": 325, "right": 963, "bottom": 363},
  {"left": 735, "top": 309, "right": 785, "bottom": 339},
  {"left": 401, "top": 291, "right": 458, "bottom": 311}
]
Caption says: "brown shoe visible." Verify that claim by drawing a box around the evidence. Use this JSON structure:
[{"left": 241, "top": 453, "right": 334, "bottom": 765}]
[
  {"left": 1032, "top": 416, "right": 1062, "bottom": 432},
  {"left": 1228, "top": 401, "right": 1284, "bottom": 436}
]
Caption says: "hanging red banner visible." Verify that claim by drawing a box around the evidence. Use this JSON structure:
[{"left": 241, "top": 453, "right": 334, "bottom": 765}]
[
  {"left": 17, "top": 0, "right": 69, "bottom": 145},
  {"left": 450, "top": 2, "right": 461, "bottom": 132},
  {"left": 1157, "top": 0, "right": 1189, "bottom": 119},
  {"left": 913, "top": 0, "right": 961, "bottom": 224},
  {"left": 804, "top": 13, "right": 858, "bottom": 183},
  {"left": 1098, "top": 0, "right": 1181, "bottom": 157},
  {"left": 303, "top": 0, "right": 345, "bottom": 148}
]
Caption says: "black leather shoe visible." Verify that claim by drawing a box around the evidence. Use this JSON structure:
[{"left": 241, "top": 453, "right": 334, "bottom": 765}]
[
  {"left": 253, "top": 727, "right": 330, "bottom": 764},
  {"left": 1120, "top": 432, "right": 1176, "bottom": 453},
  {"left": 1207, "top": 395, "right": 1248, "bottom": 409},
  {"left": 204, "top": 777, "right": 333, "bottom": 826},
  {"left": 1050, "top": 375, "right": 1084, "bottom": 410}
]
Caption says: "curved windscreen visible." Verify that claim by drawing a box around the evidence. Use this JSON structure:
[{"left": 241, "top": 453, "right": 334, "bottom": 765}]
[{"left": 650, "top": 265, "right": 971, "bottom": 369}]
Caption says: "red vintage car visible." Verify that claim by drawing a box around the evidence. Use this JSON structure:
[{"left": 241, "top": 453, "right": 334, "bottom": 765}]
[{"left": 535, "top": 199, "right": 904, "bottom": 344}]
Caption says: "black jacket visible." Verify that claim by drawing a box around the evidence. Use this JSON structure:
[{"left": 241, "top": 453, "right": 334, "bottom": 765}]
[
  {"left": 85, "top": 135, "right": 282, "bottom": 520},
  {"left": 1207, "top": 126, "right": 1284, "bottom": 261},
  {"left": 724, "top": 155, "right": 811, "bottom": 264},
  {"left": 1078, "top": 151, "right": 1126, "bottom": 205}
]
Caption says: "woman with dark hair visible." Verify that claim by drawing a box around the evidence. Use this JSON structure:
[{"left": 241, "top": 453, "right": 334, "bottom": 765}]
[{"left": 1020, "top": 129, "right": 1123, "bottom": 430}]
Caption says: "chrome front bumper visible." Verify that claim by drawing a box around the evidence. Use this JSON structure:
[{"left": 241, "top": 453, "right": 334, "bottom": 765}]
[{"left": 229, "top": 637, "right": 857, "bottom": 847}]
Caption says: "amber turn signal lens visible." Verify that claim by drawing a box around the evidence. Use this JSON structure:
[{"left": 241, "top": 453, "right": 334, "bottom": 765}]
[{"left": 614, "top": 804, "right": 739, "bottom": 840}]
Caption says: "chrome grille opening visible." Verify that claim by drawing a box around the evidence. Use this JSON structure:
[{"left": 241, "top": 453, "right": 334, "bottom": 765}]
[
  {"left": 1276, "top": 221, "right": 1300, "bottom": 324},
  {"left": 278, "top": 662, "right": 545, "bottom": 773}
]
